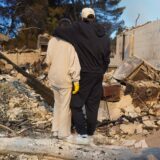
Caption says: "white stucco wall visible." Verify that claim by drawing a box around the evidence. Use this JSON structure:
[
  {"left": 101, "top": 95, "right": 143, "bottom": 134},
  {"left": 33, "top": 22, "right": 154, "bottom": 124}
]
[{"left": 116, "top": 20, "right": 160, "bottom": 70}]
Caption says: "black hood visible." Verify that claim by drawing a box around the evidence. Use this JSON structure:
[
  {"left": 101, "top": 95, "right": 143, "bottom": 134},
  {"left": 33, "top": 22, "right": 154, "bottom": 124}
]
[
  {"left": 54, "top": 21, "right": 110, "bottom": 74},
  {"left": 92, "top": 23, "right": 106, "bottom": 37},
  {"left": 75, "top": 21, "right": 106, "bottom": 39}
]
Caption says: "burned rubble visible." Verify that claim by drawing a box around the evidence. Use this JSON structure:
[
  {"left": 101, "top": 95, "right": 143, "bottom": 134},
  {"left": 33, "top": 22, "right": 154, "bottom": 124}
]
[
  {"left": 96, "top": 56, "right": 160, "bottom": 148},
  {"left": 0, "top": 74, "right": 52, "bottom": 138},
  {"left": 0, "top": 50, "right": 160, "bottom": 159}
]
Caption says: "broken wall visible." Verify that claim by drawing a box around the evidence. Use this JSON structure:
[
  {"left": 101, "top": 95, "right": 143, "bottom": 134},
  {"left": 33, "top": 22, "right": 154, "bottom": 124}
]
[
  {"left": 2, "top": 52, "right": 41, "bottom": 66},
  {"left": 116, "top": 20, "right": 160, "bottom": 70}
]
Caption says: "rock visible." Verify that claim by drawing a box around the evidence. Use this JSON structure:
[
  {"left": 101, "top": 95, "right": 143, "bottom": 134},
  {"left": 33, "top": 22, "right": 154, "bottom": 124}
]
[
  {"left": 135, "top": 124, "right": 143, "bottom": 134},
  {"left": 123, "top": 104, "right": 134, "bottom": 113},
  {"left": 93, "top": 134, "right": 117, "bottom": 145},
  {"left": 155, "top": 108, "right": 160, "bottom": 117},
  {"left": 134, "top": 107, "right": 141, "bottom": 114},
  {"left": 108, "top": 126, "right": 120, "bottom": 137},
  {"left": 156, "top": 120, "right": 160, "bottom": 126},
  {"left": 142, "top": 116, "right": 149, "bottom": 121},
  {"left": 114, "top": 134, "right": 120, "bottom": 140},
  {"left": 120, "top": 124, "right": 136, "bottom": 135},
  {"left": 16, "top": 73, "right": 27, "bottom": 82},
  {"left": 123, "top": 104, "right": 138, "bottom": 118},
  {"left": 134, "top": 139, "right": 148, "bottom": 149},
  {"left": 93, "top": 134, "right": 108, "bottom": 144},
  {"left": 108, "top": 107, "right": 122, "bottom": 121},
  {"left": 122, "top": 139, "right": 136, "bottom": 147},
  {"left": 107, "top": 95, "right": 133, "bottom": 120},
  {"left": 119, "top": 95, "right": 133, "bottom": 108},
  {"left": 149, "top": 109, "right": 155, "bottom": 115},
  {"left": 143, "top": 120, "right": 158, "bottom": 128},
  {"left": 153, "top": 104, "right": 160, "bottom": 109},
  {"left": 142, "top": 129, "right": 149, "bottom": 135},
  {"left": 128, "top": 112, "right": 138, "bottom": 118}
]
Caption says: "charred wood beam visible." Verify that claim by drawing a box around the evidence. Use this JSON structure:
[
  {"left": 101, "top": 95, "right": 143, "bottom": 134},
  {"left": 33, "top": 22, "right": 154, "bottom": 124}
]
[{"left": 97, "top": 115, "right": 144, "bottom": 128}]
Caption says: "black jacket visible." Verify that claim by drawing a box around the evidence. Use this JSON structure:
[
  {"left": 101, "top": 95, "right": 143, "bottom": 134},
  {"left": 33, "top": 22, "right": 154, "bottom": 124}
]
[{"left": 54, "top": 21, "right": 110, "bottom": 74}]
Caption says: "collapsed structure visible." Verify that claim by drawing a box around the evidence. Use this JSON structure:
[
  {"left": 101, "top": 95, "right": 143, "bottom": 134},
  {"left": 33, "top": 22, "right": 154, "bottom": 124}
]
[{"left": 0, "top": 21, "right": 160, "bottom": 159}]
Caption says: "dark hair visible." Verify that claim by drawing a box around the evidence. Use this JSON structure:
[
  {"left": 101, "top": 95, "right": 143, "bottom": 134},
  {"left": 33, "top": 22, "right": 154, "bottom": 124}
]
[
  {"left": 59, "top": 18, "right": 71, "bottom": 28},
  {"left": 83, "top": 14, "right": 95, "bottom": 23}
]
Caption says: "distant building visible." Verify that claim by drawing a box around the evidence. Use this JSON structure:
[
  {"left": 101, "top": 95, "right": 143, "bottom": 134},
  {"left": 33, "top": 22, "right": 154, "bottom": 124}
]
[{"left": 114, "top": 20, "right": 160, "bottom": 70}]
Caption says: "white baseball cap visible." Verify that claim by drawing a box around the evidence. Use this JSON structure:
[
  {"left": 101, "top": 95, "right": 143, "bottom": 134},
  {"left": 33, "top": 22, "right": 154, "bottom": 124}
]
[{"left": 81, "top": 8, "right": 95, "bottom": 19}]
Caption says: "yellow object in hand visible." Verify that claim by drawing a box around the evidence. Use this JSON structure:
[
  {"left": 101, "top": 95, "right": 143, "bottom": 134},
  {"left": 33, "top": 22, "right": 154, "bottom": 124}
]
[{"left": 72, "top": 82, "right": 80, "bottom": 94}]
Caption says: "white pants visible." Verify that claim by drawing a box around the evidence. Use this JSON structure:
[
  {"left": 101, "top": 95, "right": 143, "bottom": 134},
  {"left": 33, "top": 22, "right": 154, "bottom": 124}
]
[{"left": 52, "top": 87, "right": 72, "bottom": 138}]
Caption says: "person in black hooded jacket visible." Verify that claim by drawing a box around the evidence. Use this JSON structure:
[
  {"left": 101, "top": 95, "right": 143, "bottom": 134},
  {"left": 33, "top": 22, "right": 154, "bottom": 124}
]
[{"left": 53, "top": 8, "right": 110, "bottom": 145}]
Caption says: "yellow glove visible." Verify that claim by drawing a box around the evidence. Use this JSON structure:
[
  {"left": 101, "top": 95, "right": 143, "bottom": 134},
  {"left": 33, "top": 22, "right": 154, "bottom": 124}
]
[{"left": 72, "top": 82, "right": 80, "bottom": 94}]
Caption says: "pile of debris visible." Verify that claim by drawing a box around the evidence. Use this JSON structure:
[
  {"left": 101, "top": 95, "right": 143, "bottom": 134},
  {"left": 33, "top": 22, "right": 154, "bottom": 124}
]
[
  {"left": 0, "top": 74, "right": 52, "bottom": 137},
  {"left": 96, "top": 57, "right": 160, "bottom": 148},
  {"left": 0, "top": 54, "right": 160, "bottom": 160}
]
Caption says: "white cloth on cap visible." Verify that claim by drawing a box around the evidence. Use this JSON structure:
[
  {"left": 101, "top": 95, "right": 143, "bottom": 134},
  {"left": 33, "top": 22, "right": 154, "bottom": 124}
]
[{"left": 81, "top": 8, "right": 95, "bottom": 19}]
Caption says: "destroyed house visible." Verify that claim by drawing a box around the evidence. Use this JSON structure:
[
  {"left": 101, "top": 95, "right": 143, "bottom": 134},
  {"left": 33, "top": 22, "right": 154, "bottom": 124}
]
[{"left": 114, "top": 20, "right": 160, "bottom": 71}]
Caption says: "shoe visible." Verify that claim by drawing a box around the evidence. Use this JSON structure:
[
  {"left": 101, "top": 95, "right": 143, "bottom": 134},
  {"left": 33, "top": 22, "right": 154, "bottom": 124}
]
[
  {"left": 76, "top": 134, "right": 90, "bottom": 145},
  {"left": 66, "top": 134, "right": 89, "bottom": 145}
]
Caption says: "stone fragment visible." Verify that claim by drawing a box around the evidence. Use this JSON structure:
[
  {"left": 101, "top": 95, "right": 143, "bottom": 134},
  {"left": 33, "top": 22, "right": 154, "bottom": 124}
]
[
  {"left": 122, "top": 139, "right": 136, "bottom": 147},
  {"left": 93, "top": 134, "right": 108, "bottom": 144},
  {"left": 134, "top": 107, "right": 141, "bottom": 114},
  {"left": 142, "top": 116, "right": 149, "bottom": 121},
  {"left": 109, "top": 108, "right": 122, "bottom": 121},
  {"left": 153, "top": 104, "right": 160, "bottom": 109},
  {"left": 142, "top": 129, "right": 149, "bottom": 135},
  {"left": 134, "top": 139, "right": 148, "bottom": 149},
  {"left": 143, "top": 120, "right": 158, "bottom": 128},
  {"left": 123, "top": 104, "right": 138, "bottom": 118},
  {"left": 156, "top": 120, "right": 160, "bottom": 126},
  {"left": 149, "top": 109, "right": 154, "bottom": 115},
  {"left": 135, "top": 124, "right": 143, "bottom": 134},
  {"left": 120, "top": 124, "right": 136, "bottom": 135},
  {"left": 123, "top": 104, "right": 135, "bottom": 113},
  {"left": 155, "top": 108, "right": 160, "bottom": 117},
  {"left": 108, "top": 126, "right": 120, "bottom": 137}
]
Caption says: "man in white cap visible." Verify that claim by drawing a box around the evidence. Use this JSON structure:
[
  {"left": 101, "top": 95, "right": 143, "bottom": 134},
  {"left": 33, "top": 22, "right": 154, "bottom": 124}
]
[{"left": 54, "top": 8, "right": 110, "bottom": 145}]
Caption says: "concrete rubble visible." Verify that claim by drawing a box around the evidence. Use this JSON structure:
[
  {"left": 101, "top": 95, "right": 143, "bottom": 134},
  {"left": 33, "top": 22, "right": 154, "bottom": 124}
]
[
  {"left": 97, "top": 56, "right": 160, "bottom": 150},
  {"left": 0, "top": 51, "right": 160, "bottom": 159},
  {"left": 0, "top": 74, "right": 52, "bottom": 137}
]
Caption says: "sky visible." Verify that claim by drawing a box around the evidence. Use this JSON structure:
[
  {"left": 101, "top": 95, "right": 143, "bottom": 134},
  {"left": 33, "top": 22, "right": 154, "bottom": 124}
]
[{"left": 119, "top": 0, "right": 160, "bottom": 27}]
